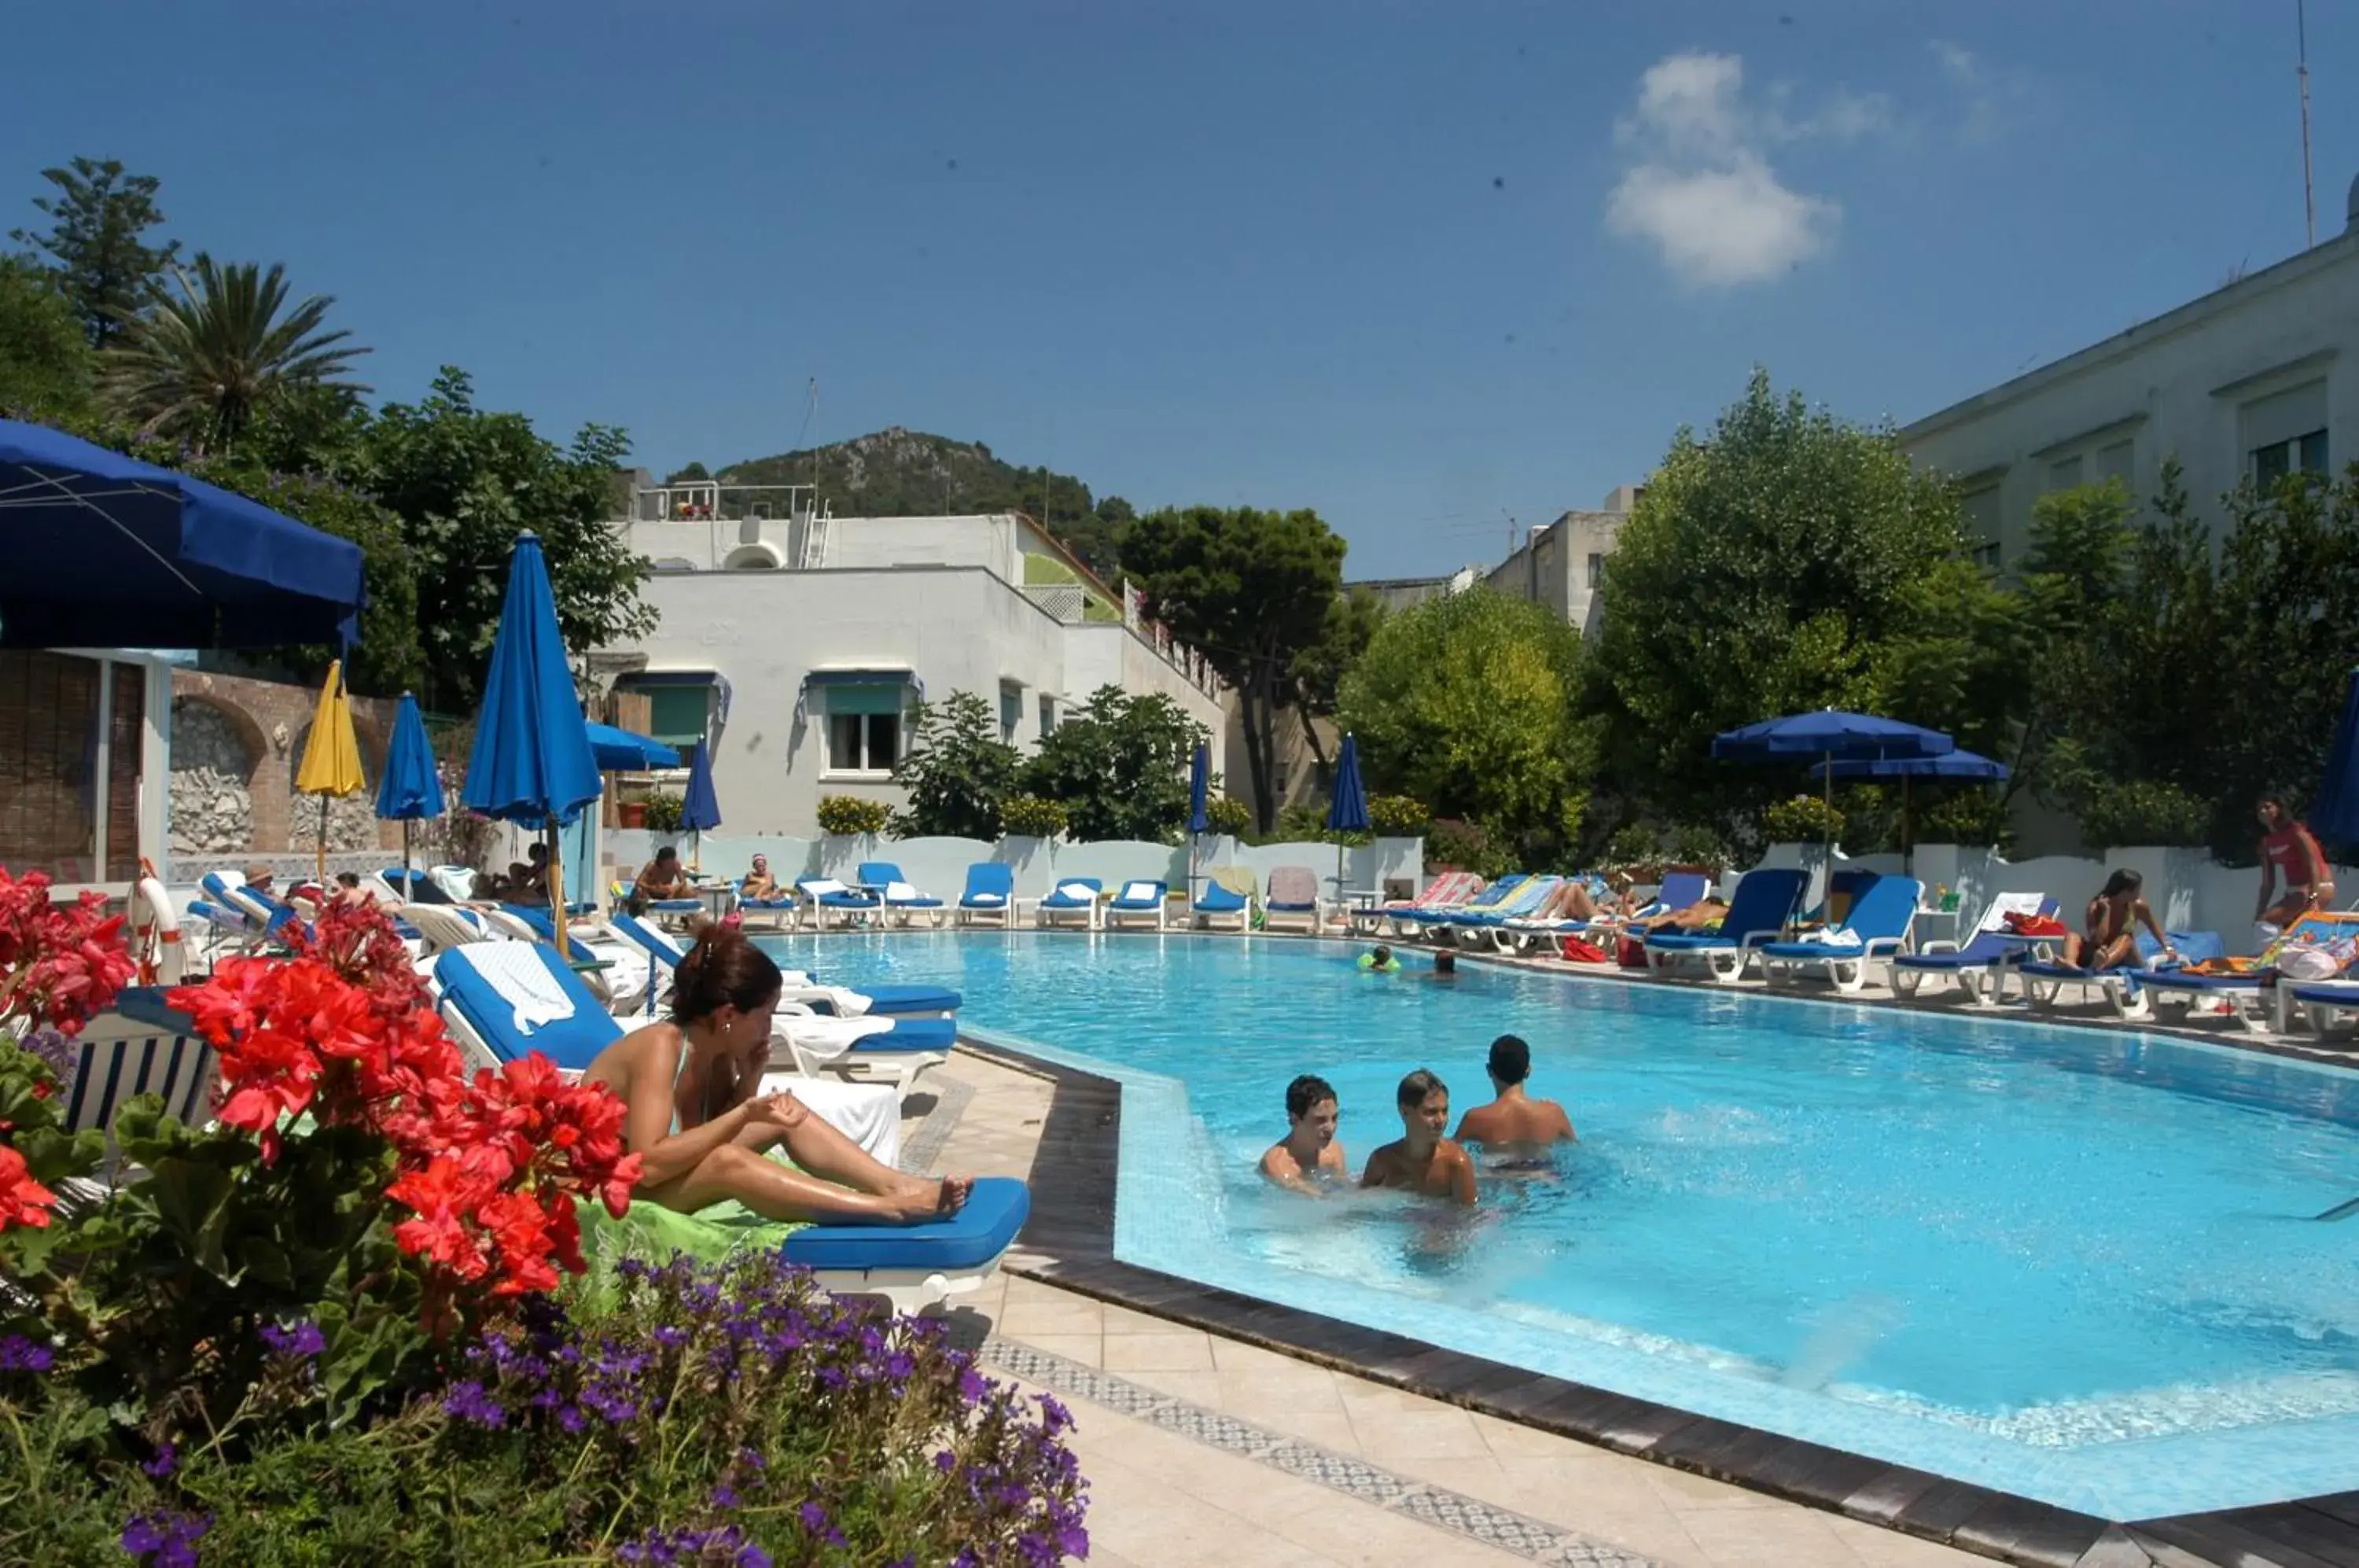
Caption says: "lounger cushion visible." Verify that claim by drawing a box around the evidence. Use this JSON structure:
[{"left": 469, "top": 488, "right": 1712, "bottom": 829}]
[
  {"left": 849, "top": 1017, "right": 957, "bottom": 1053},
  {"left": 1047, "top": 881, "right": 1097, "bottom": 904},
  {"left": 1644, "top": 932, "right": 1739, "bottom": 952},
  {"left": 436, "top": 946, "right": 620, "bottom": 1071},
  {"left": 1893, "top": 949, "right": 2003, "bottom": 971},
  {"left": 852, "top": 983, "right": 962, "bottom": 1015},
  {"left": 1761, "top": 939, "right": 1871, "bottom": 960},
  {"left": 962, "top": 892, "right": 1007, "bottom": 907},
  {"left": 783, "top": 1176, "right": 1030, "bottom": 1272},
  {"left": 1195, "top": 884, "right": 1247, "bottom": 912},
  {"left": 2134, "top": 971, "right": 2263, "bottom": 992}
]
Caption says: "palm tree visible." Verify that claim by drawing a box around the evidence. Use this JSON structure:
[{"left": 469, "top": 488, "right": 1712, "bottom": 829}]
[{"left": 102, "top": 254, "right": 370, "bottom": 454}]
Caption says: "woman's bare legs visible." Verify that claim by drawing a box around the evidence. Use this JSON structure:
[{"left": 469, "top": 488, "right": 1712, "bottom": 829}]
[
  {"left": 738, "top": 1094, "right": 970, "bottom": 1206},
  {"left": 651, "top": 1144, "right": 965, "bottom": 1226}
]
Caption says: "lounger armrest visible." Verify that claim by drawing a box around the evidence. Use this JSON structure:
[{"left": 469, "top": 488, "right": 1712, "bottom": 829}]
[
  {"left": 1916, "top": 939, "right": 1962, "bottom": 955},
  {"left": 1737, "top": 927, "right": 1783, "bottom": 948},
  {"left": 1862, "top": 936, "right": 1907, "bottom": 958}
]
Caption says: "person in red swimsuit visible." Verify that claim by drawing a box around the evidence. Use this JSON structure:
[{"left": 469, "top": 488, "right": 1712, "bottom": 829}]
[{"left": 2256, "top": 794, "right": 2335, "bottom": 937}]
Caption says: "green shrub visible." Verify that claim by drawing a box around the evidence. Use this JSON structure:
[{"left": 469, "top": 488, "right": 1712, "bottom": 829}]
[
  {"left": 2077, "top": 780, "right": 2209, "bottom": 850},
  {"left": 642, "top": 789, "right": 686, "bottom": 834},
  {"left": 999, "top": 794, "right": 1071, "bottom": 839},
  {"left": 1918, "top": 790, "right": 2013, "bottom": 848},
  {"left": 815, "top": 794, "right": 890, "bottom": 837},
  {"left": 1604, "top": 823, "right": 1661, "bottom": 868},
  {"left": 892, "top": 691, "right": 1022, "bottom": 840},
  {"left": 1203, "top": 797, "right": 1253, "bottom": 836},
  {"left": 1366, "top": 793, "right": 1430, "bottom": 837},
  {"left": 1665, "top": 823, "right": 1729, "bottom": 868},
  {"left": 1763, "top": 794, "right": 1845, "bottom": 843},
  {"left": 1426, "top": 818, "right": 1507, "bottom": 878}
]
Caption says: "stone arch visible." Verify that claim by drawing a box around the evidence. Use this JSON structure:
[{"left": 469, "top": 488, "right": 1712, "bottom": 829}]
[
  {"left": 722, "top": 542, "right": 785, "bottom": 571},
  {"left": 285, "top": 717, "right": 385, "bottom": 854},
  {"left": 169, "top": 693, "right": 267, "bottom": 857}
]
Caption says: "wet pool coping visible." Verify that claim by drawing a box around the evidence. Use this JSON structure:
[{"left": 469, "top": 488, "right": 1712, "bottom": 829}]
[{"left": 959, "top": 1031, "right": 2359, "bottom": 1568}]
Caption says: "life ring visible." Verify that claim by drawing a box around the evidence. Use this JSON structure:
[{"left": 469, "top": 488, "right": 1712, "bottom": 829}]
[{"left": 129, "top": 861, "right": 184, "bottom": 986}]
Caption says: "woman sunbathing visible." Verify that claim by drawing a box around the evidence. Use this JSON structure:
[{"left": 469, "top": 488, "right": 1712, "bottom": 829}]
[
  {"left": 740, "top": 854, "right": 782, "bottom": 902},
  {"left": 2063, "top": 870, "right": 2176, "bottom": 971},
  {"left": 583, "top": 928, "right": 971, "bottom": 1225},
  {"left": 1624, "top": 897, "right": 1727, "bottom": 936}
]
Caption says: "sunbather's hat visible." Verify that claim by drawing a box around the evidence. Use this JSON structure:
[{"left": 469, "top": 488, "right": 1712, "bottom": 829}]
[{"left": 242, "top": 862, "right": 274, "bottom": 884}]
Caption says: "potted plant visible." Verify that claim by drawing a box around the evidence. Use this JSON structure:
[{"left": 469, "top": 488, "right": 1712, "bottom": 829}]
[
  {"left": 642, "top": 790, "right": 686, "bottom": 835},
  {"left": 616, "top": 797, "right": 649, "bottom": 830}
]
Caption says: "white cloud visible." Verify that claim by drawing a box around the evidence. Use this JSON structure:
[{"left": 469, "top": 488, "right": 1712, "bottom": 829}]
[
  {"left": 1928, "top": 40, "right": 2027, "bottom": 142},
  {"left": 1606, "top": 51, "right": 1851, "bottom": 288}
]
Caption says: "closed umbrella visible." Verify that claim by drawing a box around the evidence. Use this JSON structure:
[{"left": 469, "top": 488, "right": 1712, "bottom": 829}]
[
  {"left": 1327, "top": 734, "right": 1370, "bottom": 918},
  {"left": 0, "top": 417, "right": 366, "bottom": 648},
  {"left": 681, "top": 741, "right": 721, "bottom": 873},
  {"left": 375, "top": 692, "right": 446, "bottom": 890},
  {"left": 460, "top": 533, "right": 602, "bottom": 955},
  {"left": 293, "top": 660, "right": 363, "bottom": 887},
  {"left": 1186, "top": 741, "right": 1209, "bottom": 904},
  {"left": 2311, "top": 668, "right": 2359, "bottom": 849}
]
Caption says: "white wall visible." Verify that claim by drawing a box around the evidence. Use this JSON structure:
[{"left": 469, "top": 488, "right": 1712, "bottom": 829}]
[
  {"left": 1902, "top": 230, "right": 2359, "bottom": 565},
  {"left": 601, "top": 830, "right": 1423, "bottom": 907}
]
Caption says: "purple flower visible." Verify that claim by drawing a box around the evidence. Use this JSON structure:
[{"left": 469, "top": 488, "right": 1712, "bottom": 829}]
[
  {"left": 441, "top": 1380, "right": 506, "bottom": 1428},
  {"left": 141, "top": 1440, "right": 178, "bottom": 1479},
  {"left": 653, "top": 1325, "right": 687, "bottom": 1348},
  {"left": 1040, "top": 1393, "right": 1074, "bottom": 1436},
  {"left": 797, "top": 1500, "right": 845, "bottom": 1547},
  {"left": 711, "top": 1483, "right": 739, "bottom": 1509},
  {"left": 23, "top": 1027, "right": 75, "bottom": 1080},
  {"left": 259, "top": 1320, "right": 326, "bottom": 1360},
  {"left": 958, "top": 1364, "right": 988, "bottom": 1404},
  {"left": 121, "top": 1509, "right": 210, "bottom": 1568},
  {"left": 555, "top": 1404, "right": 585, "bottom": 1434},
  {"left": 0, "top": 1334, "right": 54, "bottom": 1373}
]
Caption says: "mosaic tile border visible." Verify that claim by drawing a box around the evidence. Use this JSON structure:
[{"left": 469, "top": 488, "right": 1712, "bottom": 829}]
[
  {"left": 957, "top": 1035, "right": 2359, "bottom": 1568},
  {"left": 981, "top": 1334, "right": 1658, "bottom": 1567}
]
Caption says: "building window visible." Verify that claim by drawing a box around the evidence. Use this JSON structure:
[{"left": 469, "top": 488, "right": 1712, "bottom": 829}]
[
  {"left": 1960, "top": 480, "right": 2004, "bottom": 572},
  {"left": 1586, "top": 553, "right": 1606, "bottom": 590},
  {"left": 2252, "top": 429, "right": 2329, "bottom": 488},
  {"left": 639, "top": 686, "right": 710, "bottom": 750},
  {"left": 1971, "top": 540, "right": 2002, "bottom": 570},
  {"left": 1038, "top": 695, "right": 1055, "bottom": 740},
  {"left": 1000, "top": 684, "right": 1022, "bottom": 744},
  {"left": 2045, "top": 455, "right": 2084, "bottom": 491},
  {"left": 824, "top": 683, "right": 905, "bottom": 775},
  {"left": 0, "top": 653, "right": 108, "bottom": 882},
  {"left": 2092, "top": 439, "right": 2134, "bottom": 488}
]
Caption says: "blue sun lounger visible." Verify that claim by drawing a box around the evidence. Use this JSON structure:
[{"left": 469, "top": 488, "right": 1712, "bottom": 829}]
[
  {"left": 797, "top": 878, "right": 884, "bottom": 931},
  {"left": 856, "top": 862, "right": 948, "bottom": 927},
  {"left": 2020, "top": 930, "right": 2225, "bottom": 1021},
  {"left": 1644, "top": 867, "right": 1809, "bottom": 984},
  {"left": 1887, "top": 894, "right": 2054, "bottom": 1007},
  {"left": 1759, "top": 874, "right": 1923, "bottom": 994},
  {"left": 955, "top": 863, "right": 1017, "bottom": 928},
  {"left": 1191, "top": 878, "right": 1251, "bottom": 932},
  {"left": 1408, "top": 874, "right": 1526, "bottom": 940},
  {"left": 1441, "top": 876, "right": 1562, "bottom": 947},
  {"left": 1105, "top": 879, "right": 1169, "bottom": 931},
  {"left": 1036, "top": 878, "right": 1102, "bottom": 930},
  {"left": 606, "top": 913, "right": 962, "bottom": 1019}
]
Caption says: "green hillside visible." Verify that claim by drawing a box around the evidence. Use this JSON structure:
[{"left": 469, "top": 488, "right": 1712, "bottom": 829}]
[{"left": 674, "top": 427, "right": 1131, "bottom": 580}]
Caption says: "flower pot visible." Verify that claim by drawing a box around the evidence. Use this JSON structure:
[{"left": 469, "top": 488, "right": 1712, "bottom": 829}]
[{"left": 617, "top": 801, "right": 649, "bottom": 830}]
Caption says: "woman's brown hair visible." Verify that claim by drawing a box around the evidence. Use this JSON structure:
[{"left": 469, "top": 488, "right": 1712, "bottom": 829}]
[{"left": 668, "top": 926, "right": 782, "bottom": 1025}]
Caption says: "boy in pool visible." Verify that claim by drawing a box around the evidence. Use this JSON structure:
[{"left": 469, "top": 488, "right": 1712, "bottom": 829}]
[
  {"left": 1259, "top": 1074, "right": 1348, "bottom": 1194},
  {"left": 1360, "top": 944, "right": 1401, "bottom": 972},
  {"left": 1452, "top": 1034, "right": 1576, "bottom": 1161},
  {"left": 1361, "top": 1069, "right": 1478, "bottom": 1205}
]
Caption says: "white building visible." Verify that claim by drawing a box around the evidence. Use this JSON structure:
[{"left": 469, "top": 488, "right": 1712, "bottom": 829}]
[
  {"left": 1482, "top": 486, "right": 1643, "bottom": 637},
  {"left": 591, "top": 479, "right": 1227, "bottom": 837},
  {"left": 1903, "top": 179, "right": 2359, "bottom": 565}
]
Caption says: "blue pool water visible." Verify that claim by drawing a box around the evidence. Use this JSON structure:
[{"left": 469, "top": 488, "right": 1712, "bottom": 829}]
[{"left": 756, "top": 930, "right": 2359, "bottom": 1517}]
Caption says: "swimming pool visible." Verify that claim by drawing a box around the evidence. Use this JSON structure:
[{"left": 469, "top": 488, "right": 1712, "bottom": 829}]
[{"left": 757, "top": 929, "right": 2359, "bottom": 1518}]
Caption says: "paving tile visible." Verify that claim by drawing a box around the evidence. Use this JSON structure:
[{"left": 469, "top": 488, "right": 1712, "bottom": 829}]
[
  {"left": 1350, "top": 1406, "right": 1496, "bottom": 1463},
  {"left": 1116, "top": 1367, "right": 1224, "bottom": 1407},
  {"left": 995, "top": 1299, "right": 1106, "bottom": 1336},
  {"left": 1640, "top": 1462, "right": 1781, "bottom": 1511},
  {"left": 1003, "top": 1331, "right": 1102, "bottom": 1367},
  {"left": 1824, "top": 1515, "right": 2003, "bottom": 1567},
  {"left": 1101, "top": 1331, "right": 1216, "bottom": 1373},
  {"left": 1673, "top": 1504, "right": 1872, "bottom": 1566}
]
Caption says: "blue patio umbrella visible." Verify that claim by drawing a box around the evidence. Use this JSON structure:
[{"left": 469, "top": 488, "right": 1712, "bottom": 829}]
[
  {"left": 375, "top": 692, "right": 447, "bottom": 884},
  {"left": 2313, "top": 668, "right": 2359, "bottom": 848},
  {"left": 681, "top": 741, "right": 722, "bottom": 871},
  {"left": 1186, "top": 741, "right": 1210, "bottom": 902},
  {"left": 1809, "top": 749, "right": 2008, "bottom": 868},
  {"left": 0, "top": 417, "right": 366, "bottom": 649},
  {"left": 1327, "top": 733, "right": 1371, "bottom": 905},
  {"left": 462, "top": 532, "right": 602, "bottom": 950},
  {"left": 583, "top": 721, "right": 680, "bottom": 772},
  {"left": 1715, "top": 709, "right": 1953, "bottom": 857}
]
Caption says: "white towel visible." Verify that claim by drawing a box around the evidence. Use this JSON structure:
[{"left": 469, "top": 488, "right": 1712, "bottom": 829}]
[
  {"left": 967, "top": 892, "right": 1005, "bottom": 907},
  {"left": 1119, "top": 881, "right": 1159, "bottom": 902},
  {"left": 754, "top": 1074, "right": 901, "bottom": 1165},
  {"left": 774, "top": 1013, "right": 895, "bottom": 1062},
  {"left": 1978, "top": 892, "right": 2045, "bottom": 933},
  {"left": 464, "top": 943, "right": 577, "bottom": 1036},
  {"left": 885, "top": 880, "right": 921, "bottom": 902},
  {"left": 778, "top": 969, "right": 815, "bottom": 988},
  {"left": 1053, "top": 881, "right": 1095, "bottom": 902},
  {"left": 1798, "top": 926, "right": 1863, "bottom": 950},
  {"left": 801, "top": 878, "right": 848, "bottom": 897},
  {"left": 782, "top": 985, "right": 872, "bottom": 1018}
]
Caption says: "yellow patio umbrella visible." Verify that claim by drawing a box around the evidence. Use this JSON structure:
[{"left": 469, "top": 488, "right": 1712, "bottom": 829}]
[{"left": 294, "top": 661, "right": 365, "bottom": 886}]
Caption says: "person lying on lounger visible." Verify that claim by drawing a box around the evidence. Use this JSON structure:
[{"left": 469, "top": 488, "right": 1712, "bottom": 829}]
[
  {"left": 1260, "top": 1074, "right": 1349, "bottom": 1195},
  {"left": 1623, "top": 897, "right": 1728, "bottom": 936},
  {"left": 1361, "top": 1069, "right": 1478, "bottom": 1205},
  {"left": 741, "top": 854, "right": 782, "bottom": 902},
  {"left": 2063, "top": 870, "right": 2176, "bottom": 971},
  {"left": 583, "top": 928, "right": 972, "bottom": 1225}
]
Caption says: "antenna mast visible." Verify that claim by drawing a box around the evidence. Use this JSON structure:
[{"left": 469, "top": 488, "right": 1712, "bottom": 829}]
[{"left": 2300, "top": 0, "right": 2317, "bottom": 249}]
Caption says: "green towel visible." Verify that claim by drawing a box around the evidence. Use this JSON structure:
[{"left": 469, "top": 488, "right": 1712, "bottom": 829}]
[{"left": 572, "top": 1153, "right": 813, "bottom": 1268}]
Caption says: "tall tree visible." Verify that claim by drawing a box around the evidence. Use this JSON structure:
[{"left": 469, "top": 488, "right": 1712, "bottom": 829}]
[
  {"left": 363, "top": 368, "right": 656, "bottom": 712},
  {"left": 1021, "top": 685, "right": 1205, "bottom": 843},
  {"left": 1584, "top": 370, "right": 1971, "bottom": 831},
  {"left": 1287, "top": 586, "right": 1385, "bottom": 774},
  {"left": 9, "top": 157, "right": 179, "bottom": 348},
  {"left": 1119, "top": 506, "right": 1345, "bottom": 831},
  {"left": 103, "top": 255, "right": 370, "bottom": 454},
  {"left": 0, "top": 254, "right": 98, "bottom": 418},
  {"left": 1338, "top": 587, "right": 1592, "bottom": 859}
]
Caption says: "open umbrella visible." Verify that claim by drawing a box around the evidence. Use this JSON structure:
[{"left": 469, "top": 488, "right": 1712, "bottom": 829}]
[
  {"left": 1716, "top": 709, "right": 1952, "bottom": 845},
  {"left": 681, "top": 741, "right": 721, "bottom": 873},
  {"left": 294, "top": 660, "right": 363, "bottom": 886},
  {"left": 1809, "top": 749, "right": 2008, "bottom": 867},
  {"left": 2312, "top": 668, "right": 2359, "bottom": 850},
  {"left": 376, "top": 692, "right": 446, "bottom": 889},
  {"left": 0, "top": 417, "right": 366, "bottom": 648},
  {"left": 461, "top": 533, "right": 602, "bottom": 955},
  {"left": 1327, "top": 734, "right": 1370, "bottom": 915},
  {"left": 1186, "top": 741, "right": 1209, "bottom": 904},
  {"left": 584, "top": 721, "right": 679, "bottom": 772}
]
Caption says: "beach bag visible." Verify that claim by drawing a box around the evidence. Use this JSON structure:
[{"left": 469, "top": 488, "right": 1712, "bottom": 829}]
[
  {"left": 1617, "top": 933, "right": 1648, "bottom": 968},
  {"left": 2278, "top": 944, "right": 2340, "bottom": 981},
  {"left": 1560, "top": 936, "right": 1609, "bottom": 963},
  {"left": 2004, "top": 911, "right": 2067, "bottom": 937}
]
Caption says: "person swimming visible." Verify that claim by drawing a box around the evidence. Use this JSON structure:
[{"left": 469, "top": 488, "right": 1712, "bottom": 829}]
[
  {"left": 1428, "top": 950, "right": 1459, "bottom": 981},
  {"left": 580, "top": 926, "right": 971, "bottom": 1225},
  {"left": 1452, "top": 1034, "right": 1576, "bottom": 1168},
  {"left": 1258, "top": 1074, "right": 1348, "bottom": 1195},
  {"left": 1360, "top": 944, "right": 1402, "bottom": 973},
  {"left": 1360, "top": 1068, "right": 1477, "bottom": 1205}
]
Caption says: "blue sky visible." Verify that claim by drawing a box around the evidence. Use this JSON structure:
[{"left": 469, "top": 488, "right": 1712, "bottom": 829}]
[{"left": 5, "top": 2, "right": 2352, "bottom": 578}]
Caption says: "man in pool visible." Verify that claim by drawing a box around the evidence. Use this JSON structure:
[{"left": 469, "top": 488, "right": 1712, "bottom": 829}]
[
  {"left": 1360, "top": 1069, "right": 1478, "bottom": 1205},
  {"left": 1452, "top": 1034, "right": 1576, "bottom": 1159},
  {"left": 1427, "top": 950, "right": 1459, "bottom": 981},
  {"left": 1259, "top": 1074, "right": 1348, "bottom": 1194}
]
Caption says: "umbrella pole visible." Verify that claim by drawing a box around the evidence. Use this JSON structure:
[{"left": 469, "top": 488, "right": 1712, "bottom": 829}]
[
  {"left": 547, "top": 820, "right": 569, "bottom": 956},
  {"left": 402, "top": 821, "right": 412, "bottom": 889},
  {"left": 317, "top": 797, "right": 329, "bottom": 888}
]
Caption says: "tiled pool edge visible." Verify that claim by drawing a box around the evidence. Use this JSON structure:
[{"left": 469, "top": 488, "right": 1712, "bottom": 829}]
[{"left": 958, "top": 1035, "right": 2359, "bottom": 1568}]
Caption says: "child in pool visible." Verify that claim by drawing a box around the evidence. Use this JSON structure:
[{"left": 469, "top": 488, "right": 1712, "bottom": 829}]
[
  {"left": 1360, "top": 944, "right": 1402, "bottom": 972},
  {"left": 1258, "top": 1074, "right": 1348, "bottom": 1195},
  {"left": 1360, "top": 1069, "right": 1478, "bottom": 1205}
]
